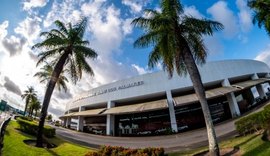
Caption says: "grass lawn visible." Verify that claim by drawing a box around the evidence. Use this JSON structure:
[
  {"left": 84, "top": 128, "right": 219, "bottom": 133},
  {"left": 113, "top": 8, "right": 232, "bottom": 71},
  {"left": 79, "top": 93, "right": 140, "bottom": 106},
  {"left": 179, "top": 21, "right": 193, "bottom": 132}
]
[
  {"left": 3, "top": 120, "right": 96, "bottom": 156},
  {"left": 169, "top": 133, "right": 270, "bottom": 156}
]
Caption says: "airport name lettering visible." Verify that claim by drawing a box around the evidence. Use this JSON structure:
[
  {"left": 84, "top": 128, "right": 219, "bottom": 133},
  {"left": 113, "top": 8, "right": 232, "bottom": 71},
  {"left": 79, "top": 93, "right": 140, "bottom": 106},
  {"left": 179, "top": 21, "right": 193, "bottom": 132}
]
[{"left": 74, "top": 81, "right": 144, "bottom": 102}]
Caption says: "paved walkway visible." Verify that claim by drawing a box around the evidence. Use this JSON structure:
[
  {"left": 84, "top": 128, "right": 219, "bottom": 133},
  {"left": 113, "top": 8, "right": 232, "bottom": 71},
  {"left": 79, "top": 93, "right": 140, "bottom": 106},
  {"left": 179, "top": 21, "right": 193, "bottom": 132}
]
[{"left": 55, "top": 102, "right": 269, "bottom": 153}]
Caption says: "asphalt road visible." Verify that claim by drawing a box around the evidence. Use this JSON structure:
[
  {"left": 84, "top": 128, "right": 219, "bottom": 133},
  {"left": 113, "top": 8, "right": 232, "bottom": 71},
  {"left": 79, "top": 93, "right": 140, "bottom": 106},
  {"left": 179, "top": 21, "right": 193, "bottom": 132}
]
[
  {"left": 55, "top": 118, "right": 237, "bottom": 152},
  {"left": 55, "top": 102, "right": 268, "bottom": 153}
]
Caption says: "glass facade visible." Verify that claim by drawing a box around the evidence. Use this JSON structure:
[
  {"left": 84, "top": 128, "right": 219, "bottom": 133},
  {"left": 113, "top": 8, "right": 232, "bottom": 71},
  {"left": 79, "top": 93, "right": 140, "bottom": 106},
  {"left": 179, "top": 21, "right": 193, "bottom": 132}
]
[
  {"left": 115, "top": 109, "right": 171, "bottom": 136},
  {"left": 83, "top": 116, "right": 106, "bottom": 135},
  {"left": 175, "top": 96, "right": 231, "bottom": 132},
  {"left": 80, "top": 90, "right": 266, "bottom": 136},
  {"left": 235, "top": 88, "right": 268, "bottom": 114},
  {"left": 111, "top": 96, "right": 232, "bottom": 136}
]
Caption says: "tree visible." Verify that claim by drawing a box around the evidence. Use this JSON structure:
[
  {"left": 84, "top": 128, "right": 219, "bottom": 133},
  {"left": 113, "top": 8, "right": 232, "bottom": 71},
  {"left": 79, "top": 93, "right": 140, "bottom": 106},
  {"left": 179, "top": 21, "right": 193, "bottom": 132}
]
[
  {"left": 32, "top": 18, "right": 98, "bottom": 147},
  {"left": 28, "top": 97, "right": 41, "bottom": 118},
  {"left": 34, "top": 62, "right": 69, "bottom": 92},
  {"left": 47, "top": 114, "right": 52, "bottom": 121},
  {"left": 21, "top": 86, "right": 37, "bottom": 116},
  {"left": 132, "top": 0, "right": 223, "bottom": 155},
  {"left": 248, "top": 0, "right": 270, "bottom": 35},
  {"left": 32, "top": 98, "right": 41, "bottom": 118}
]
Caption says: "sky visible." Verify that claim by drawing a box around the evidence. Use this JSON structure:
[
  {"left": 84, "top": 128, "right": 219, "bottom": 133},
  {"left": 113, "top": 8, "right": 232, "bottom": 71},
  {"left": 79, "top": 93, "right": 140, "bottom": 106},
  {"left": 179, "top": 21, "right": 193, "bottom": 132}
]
[{"left": 0, "top": 0, "right": 270, "bottom": 119}]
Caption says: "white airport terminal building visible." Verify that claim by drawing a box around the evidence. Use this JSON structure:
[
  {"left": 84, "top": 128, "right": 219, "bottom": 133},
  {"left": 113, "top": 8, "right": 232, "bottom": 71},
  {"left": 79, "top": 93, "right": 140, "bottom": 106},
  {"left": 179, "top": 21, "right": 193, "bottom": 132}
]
[{"left": 60, "top": 59, "right": 270, "bottom": 136}]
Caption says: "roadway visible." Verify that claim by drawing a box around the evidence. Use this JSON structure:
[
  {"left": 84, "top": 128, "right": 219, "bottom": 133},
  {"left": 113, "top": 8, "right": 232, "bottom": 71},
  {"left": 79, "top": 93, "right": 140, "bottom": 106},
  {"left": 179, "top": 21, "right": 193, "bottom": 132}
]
[{"left": 54, "top": 102, "right": 268, "bottom": 153}]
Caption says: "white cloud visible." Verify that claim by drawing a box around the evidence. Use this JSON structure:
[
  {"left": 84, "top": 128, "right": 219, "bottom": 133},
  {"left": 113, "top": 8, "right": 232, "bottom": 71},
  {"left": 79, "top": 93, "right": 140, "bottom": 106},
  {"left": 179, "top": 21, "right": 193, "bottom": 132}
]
[
  {"left": 43, "top": 0, "right": 84, "bottom": 28},
  {"left": 88, "top": 4, "right": 123, "bottom": 56},
  {"left": 37, "top": 0, "right": 147, "bottom": 118},
  {"left": 132, "top": 64, "right": 148, "bottom": 75},
  {"left": 207, "top": 1, "right": 239, "bottom": 38},
  {"left": 81, "top": 0, "right": 105, "bottom": 17},
  {"left": 182, "top": 6, "right": 224, "bottom": 58},
  {"left": 236, "top": 0, "right": 252, "bottom": 32},
  {"left": 255, "top": 45, "right": 270, "bottom": 67},
  {"left": 3, "top": 76, "right": 22, "bottom": 96},
  {"left": 14, "top": 16, "right": 41, "bottom": 44},
  {"left": 0, "top": 46, "right": 45, "bottom": 113},
  {"left": 122, "top": 18, "right": 133, "bottom": 35},
  {"left": 22, "top": 0, "right": 48, "bottom": 11},
  {"left": 122, "top": 0, "right": 143, "bottom": 13},
  {"left": 0, "top": 21, "right": 8, "bottom": 39},
  {"left": 184, "top": 5, "right": 204, "bottom": 19},
  {"left": 2, "top": 35, "right": 26, "bottom": 56}
]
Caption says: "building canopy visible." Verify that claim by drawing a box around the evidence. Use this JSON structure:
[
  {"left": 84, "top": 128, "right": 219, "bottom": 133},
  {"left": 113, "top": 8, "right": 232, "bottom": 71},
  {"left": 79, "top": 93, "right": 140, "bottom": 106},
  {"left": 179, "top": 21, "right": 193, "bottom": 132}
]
[
  {"left": 174, "top": 86, "right": 239, "bottom": 106},
  {"left": 231, "top": 78, "right": 270, "bottom": 89},
  {"left": 72, "top": 108, "right": 106, "bottom": 117},
  {"left": 102, "top": 99, "right": 168, "bottom": 115}
]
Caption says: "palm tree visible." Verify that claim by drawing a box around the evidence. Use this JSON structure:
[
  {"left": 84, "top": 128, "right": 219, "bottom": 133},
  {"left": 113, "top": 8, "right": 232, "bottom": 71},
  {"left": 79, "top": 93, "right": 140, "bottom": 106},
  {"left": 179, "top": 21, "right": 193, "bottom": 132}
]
[
  {"left": 34, "top": 62, "right": 69, "bottom": 92},
  {"left": 248, "top": 0, "right": 270, "bottom": 35},
  {"left": 30, "top": 97, "right": 41, "bottom": 118},
  {"left": 21, "top": 86, "right": 37, "bottom": 116},
  {"left": 32, "top": 18, "right": 98, "bottom": 147},
  {"left": 28, "top": 102, "right": 34, "bottom": 117},
  {"left": 132, "top": 0, "right": 223, "bottom": 155}
]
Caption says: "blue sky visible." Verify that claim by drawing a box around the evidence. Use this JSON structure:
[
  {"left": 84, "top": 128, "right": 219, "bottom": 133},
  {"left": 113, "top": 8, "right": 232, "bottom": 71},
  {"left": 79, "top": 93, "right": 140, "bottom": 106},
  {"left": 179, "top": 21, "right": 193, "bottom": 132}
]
[{"left": 0, "top": 0, "right": 269, "bottom": 118}]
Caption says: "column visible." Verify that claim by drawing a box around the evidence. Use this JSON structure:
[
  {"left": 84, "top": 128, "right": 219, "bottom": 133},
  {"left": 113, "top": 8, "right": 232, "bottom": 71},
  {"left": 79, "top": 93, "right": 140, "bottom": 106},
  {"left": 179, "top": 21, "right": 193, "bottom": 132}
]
[
  {"left": 166, "top": 90, "right": 178, "bottom": 133},
  {"left": 63, "top": 118, "right": 67, "bottom": 127},
  {"left": 106, "top": 101, "right": 115, "bottom": 136},
  {"left": 77, "top": 107, "right": 85, "bottom": 131},
  {"left": 66, "top": 117, "right": 71, "bottom": 128},
  {"left": 265, "top": 73, "right": 270, "bottom": 96},
  {"left": 222, "top": 79, "right": 240, "bottom": 117},
  {"left": 252, "top": 73, "right": 266, "bottom": 99}
]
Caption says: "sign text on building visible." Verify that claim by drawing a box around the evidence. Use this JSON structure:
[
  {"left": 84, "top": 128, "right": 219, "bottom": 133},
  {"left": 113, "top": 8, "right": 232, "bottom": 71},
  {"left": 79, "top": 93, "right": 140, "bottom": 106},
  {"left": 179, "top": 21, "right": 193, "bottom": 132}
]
[{"left": 74, "top": 81, "right": 144, "bottom": 102}]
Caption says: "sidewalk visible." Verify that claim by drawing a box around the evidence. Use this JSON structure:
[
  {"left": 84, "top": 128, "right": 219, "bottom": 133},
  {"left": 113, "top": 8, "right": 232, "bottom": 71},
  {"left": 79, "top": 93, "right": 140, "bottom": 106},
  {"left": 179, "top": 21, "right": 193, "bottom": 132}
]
[{"left": 55, "top": 102, "right": 269, "bottom": 153}]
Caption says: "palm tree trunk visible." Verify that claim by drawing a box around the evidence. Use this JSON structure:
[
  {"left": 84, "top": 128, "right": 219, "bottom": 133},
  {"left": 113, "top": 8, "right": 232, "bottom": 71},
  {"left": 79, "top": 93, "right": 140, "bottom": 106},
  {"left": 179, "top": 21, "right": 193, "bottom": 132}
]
[
  {"left": 36, "top": 51, "right": 70, "bottom": 147},
  {"left": 35, "top": 110, "right": 38, "bottom": 119},
  {"left": 24, "top": 104, "right": 28, "bottom": 116},
  {"left": 28, "top": 107, "right": 32, "bottom": 117},
  {"left": 182, "top": 47, "right": 219, "bottom": 156},
  {"left": 31, "top": 108, "right": 34, "bottom": 117}
]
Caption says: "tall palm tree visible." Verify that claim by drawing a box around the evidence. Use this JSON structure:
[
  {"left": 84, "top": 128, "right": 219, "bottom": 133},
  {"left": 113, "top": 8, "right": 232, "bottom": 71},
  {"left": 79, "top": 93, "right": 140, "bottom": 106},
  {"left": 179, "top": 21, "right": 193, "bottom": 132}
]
[
  {"left": 28, "top": 102, "right": 34, "bottom": 117},
  {"left": 248, "top": 0, "right": 270, "bottom": 35},
  {"left": 21, "top": 86, "right": 37, "bottom": 116},
  {"left": 34, "top": 62, "right": 69, "bottom": 92},
  {"left": 132, "top": 0, "right": 223, "bottom": 155},
  {"left": 32, "top": 18, "right": 98, "bottom": 147},
  {"left": 29, "top": 97, "right": 41, "bottom": 118}
]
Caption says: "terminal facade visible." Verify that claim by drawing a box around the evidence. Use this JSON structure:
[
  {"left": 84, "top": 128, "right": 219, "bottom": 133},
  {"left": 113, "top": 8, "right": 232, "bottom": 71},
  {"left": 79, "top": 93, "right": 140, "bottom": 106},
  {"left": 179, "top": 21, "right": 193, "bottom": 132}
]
[{"left": 60, "top": 60, "right": 270, "bottom": 136}]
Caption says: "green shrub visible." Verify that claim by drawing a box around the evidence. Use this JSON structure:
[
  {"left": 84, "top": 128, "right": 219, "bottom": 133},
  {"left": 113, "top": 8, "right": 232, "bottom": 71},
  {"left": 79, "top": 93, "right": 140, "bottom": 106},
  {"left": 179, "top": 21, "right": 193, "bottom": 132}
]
[
  {"left": 263, "top": 104, "right": 270, "bottom": 111},
  {"left": 55, "top": 120, "right": 60, "bottom": 126},
  {"left": 85, "top": 146, "right": 165, "bottom": 156},
  {"left": 17, "top": 118, "right": 55, "bottom": 138},
  {"left": 235, "top": 104, "right": 270, "bottom": 135},
  {"left": 17, "top": 116, "right": 33, "bottom": 121}
]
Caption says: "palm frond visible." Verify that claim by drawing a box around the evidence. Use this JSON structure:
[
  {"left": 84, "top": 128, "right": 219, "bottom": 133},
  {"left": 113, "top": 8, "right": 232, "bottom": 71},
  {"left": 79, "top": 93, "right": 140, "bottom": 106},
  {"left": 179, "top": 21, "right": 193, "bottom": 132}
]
[
  {"left": 182, "top": 16, "right": 224, "bottom": 36},
  {"left": 75, "top": 53, "right": 94, "bottom": 76},
  {"left": 73, "top": 45, "right": 98, "bottom": 59},
  {"left": 75, "top": 17, "right": 88, "bottom": 39},
  {"left": 186, "top": 33, "right": 207, "bottom": 65},
  {"left": 54, "top": 20, "right": 68, "bottom": 36},
  {"left": 248, "top": 0, "right": 270, "bottom": 34},
  {"left": 132, "top": 17, "right": 153, "bottom": 29},
  {"left": 50, "top": 29, "right": 67, "bottom": 38},
  {"left": 134, "top": 30, "right": 163, "bottom": 48},
  {"left": 36, "top": 49, "right": 62, "bottom": 67},
  {"left": 148, "top": 45, "right": 161, "bottom": 69},
  {"left": 32, "top": 37, "right": 67, "bottom": 50},
  {"left": 67, "top": 55, "right": 79, "bottom": 84}
]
